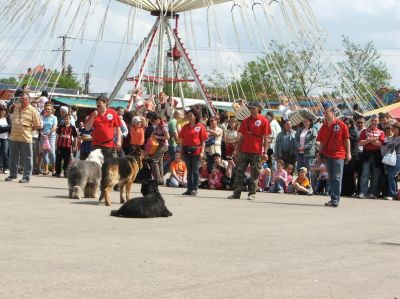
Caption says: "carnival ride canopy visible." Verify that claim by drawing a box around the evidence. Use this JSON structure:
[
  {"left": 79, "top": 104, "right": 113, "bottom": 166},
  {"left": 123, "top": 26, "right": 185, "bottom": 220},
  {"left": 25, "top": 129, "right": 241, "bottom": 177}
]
[
  {"left": 0, "top": 0, "right": 384, "bottom": 116},
  {"left": 115, "top": 0, "right": 233, "bottom": 12}
]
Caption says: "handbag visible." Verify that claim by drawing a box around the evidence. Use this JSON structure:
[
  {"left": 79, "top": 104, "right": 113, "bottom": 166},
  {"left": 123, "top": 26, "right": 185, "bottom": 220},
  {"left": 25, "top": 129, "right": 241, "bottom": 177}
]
[
  {"left": 145, "top": 136, "right": 159, "bottom": 156},
  {"left": 42, "top": 135, "right": 51, "bottom": 151},
  {"left": 382, "top": 149, "right": 396, "bottom": 166}
]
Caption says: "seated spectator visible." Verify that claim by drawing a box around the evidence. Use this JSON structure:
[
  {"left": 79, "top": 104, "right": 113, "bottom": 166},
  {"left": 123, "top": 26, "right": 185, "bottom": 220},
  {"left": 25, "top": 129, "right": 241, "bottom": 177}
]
[
  {"left": 167, "top": 152, "right": 187, "bottom": 188},
  {"left": 199, "top": 158, "right": 209, "bottom": 189},
  {"left": 311, "top": 155, "right": 329, "bottom": 195},
  {"left": 208, "top": 165, "right": 225, "bottom": 190},
  {"left": 212, "top": 153, "right": 228, "bottom": 169},
  {"left": 221, "top": 156, "right": 235, "bottom": 190},
  {"left": 270, "top": 160, "right": 288, "bottom": 193},
  {"left": 258, "top": 162, "right": 271, "bottom": 192},
  {"left": 292, "top": 167, "right": 312, "bottom": 195},
  {"left": 286, "top": 163, "right": 294, "bottom": 184}
]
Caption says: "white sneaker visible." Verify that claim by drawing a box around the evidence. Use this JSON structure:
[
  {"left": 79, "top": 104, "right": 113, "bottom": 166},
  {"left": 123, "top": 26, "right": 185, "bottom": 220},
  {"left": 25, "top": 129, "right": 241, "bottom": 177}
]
[
  {"left": 384, "top": 196, "right": 393, "bottom": 201},
  {"left": 368, "top": 194, "right": 377, "bottom": 199},
  {"left": 247, "top": 194, "right": 255, "bottom": 200},
  {"left": 357, "top": 193, "right": 366, "bottom": 199},
  {"left": 3, "top": 169, "right": 9, "bottom": 174}
]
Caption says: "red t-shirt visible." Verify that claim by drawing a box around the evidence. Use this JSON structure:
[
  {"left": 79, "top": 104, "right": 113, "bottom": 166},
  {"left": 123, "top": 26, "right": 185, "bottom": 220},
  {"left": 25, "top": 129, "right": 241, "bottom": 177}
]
[
  {"left": 238, "top": 114, "right": 271, "bottom": 154},
  {"left": 317, "top": 119, "right": 349, "bottom": 159},
  {"left": 89, "top": 108, "right": 122, "bottom": 148},
  {"left": 358, "top": 127, "right": 384, "bottom": 152},
  {"left": 179, "top": 123, "right": 208, "bottom": 156}
]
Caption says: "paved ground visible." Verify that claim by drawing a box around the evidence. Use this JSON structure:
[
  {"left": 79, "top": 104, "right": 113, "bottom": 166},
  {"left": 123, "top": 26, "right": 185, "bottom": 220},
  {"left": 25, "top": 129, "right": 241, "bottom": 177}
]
[{"left": 0, "top": 173, "right": 399, "bottom": 299}]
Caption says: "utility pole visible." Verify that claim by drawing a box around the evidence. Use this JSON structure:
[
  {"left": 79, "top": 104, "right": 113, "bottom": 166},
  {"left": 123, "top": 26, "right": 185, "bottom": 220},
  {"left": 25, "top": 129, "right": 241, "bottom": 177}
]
[
  {"left": 84, "top": 72, "right": 90, "bottom": 94},
  {"left": 53, "top": 35, "right": 71, "bottom": 74},
  {"left": 84, "top": 65, "right": 95, "bottom": 94}
]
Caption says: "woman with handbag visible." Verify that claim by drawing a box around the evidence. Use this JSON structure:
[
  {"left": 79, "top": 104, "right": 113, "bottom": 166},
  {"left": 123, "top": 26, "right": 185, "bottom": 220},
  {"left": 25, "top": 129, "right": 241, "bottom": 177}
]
[
  {"left": 179, "top": 109, "right": 208, "bottom": 196},
  {"left": 39, "top": 102, "right": 57, "bottom": 175},
  {"left": 381, "top": 122, "right": 400, "bottom": 200}
]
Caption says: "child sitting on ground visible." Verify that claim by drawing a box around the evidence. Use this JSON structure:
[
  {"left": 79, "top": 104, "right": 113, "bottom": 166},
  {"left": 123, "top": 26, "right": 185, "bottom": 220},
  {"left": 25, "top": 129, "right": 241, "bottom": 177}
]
[
  {"left": 292, "top": 167, "right": 312, "bottom": 195},
  {"left": 311, "top": 155, "right": 329, "bottom": 195},
  {"left": 199, "top": 158, "right": 209, "bottom": 189},
  {"left": 270, "top": 160, "right": 288, "bottom": 193},
  {"left": 285, "top": 164, "right": 295, "bottom": 193},
  {"left": 167, "top": 152, "right": 187, "bottom": 188},
  {"left": 208, "top": 165, "right": 225, "bottom": 190},
  {"left": 258, "top": 162, "right": 271, "bottom": 192}
]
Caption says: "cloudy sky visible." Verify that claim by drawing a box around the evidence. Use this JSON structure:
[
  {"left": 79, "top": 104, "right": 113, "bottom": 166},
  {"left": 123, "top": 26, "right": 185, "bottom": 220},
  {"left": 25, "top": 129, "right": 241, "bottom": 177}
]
[{"left": 0, "top": 0, "right": 399, "bottom": 94}]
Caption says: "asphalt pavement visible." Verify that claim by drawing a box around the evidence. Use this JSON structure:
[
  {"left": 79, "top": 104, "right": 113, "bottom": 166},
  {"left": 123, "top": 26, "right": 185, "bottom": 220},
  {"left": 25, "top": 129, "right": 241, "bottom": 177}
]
[{"left": 0, "top": 173, "right": 399, "bottom": 298}]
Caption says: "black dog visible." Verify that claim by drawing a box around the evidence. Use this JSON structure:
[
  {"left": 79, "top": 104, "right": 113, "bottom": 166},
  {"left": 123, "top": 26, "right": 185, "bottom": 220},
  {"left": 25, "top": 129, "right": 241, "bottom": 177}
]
[{"left": 110, "top": 179, "right": 173, "bottom": 218}]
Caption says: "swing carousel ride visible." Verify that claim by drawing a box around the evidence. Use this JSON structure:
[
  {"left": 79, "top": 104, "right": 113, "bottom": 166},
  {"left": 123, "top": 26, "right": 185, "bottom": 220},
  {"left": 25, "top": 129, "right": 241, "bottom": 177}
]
[{"left": 0, "top": 0, "right": 385, "bottom": 119}]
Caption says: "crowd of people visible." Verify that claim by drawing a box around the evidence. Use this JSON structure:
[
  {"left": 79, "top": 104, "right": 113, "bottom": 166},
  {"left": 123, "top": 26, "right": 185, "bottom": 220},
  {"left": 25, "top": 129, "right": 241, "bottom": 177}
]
[{"left": 1, "top": 88, "right": 400, "bottom": 207}]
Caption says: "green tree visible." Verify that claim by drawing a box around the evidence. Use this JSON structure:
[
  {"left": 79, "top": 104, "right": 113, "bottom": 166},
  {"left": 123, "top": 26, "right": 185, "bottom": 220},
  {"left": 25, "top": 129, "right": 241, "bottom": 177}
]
[
  {"left": 338, "top": 36, "right": 392, "bottom": 98},
  {"left": 0, "top": 77, "right": 18, "bottom": 85},
  {"left": 48, "top": 65, "right": 82, "bottom": 90}
]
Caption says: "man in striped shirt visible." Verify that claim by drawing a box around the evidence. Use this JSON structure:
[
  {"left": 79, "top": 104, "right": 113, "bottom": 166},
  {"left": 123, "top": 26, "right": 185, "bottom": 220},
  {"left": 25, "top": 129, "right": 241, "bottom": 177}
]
[{"left": 6, "top": 93, "right": 42, "bottom": 183}]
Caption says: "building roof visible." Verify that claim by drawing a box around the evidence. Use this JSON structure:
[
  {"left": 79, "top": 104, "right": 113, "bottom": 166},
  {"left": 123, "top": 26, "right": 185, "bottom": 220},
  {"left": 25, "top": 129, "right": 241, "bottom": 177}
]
[{"left": 52, "top": 97, "right": 128, "bottom": 109}]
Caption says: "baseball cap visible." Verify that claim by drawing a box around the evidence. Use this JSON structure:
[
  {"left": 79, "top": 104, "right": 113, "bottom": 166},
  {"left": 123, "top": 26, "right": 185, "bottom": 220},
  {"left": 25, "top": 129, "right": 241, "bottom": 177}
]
[
  {"left": 299, "top": 167, "right": 308, "bottom": 174},
  {"left": 132, "top": 116, "right": 142, "bottom": 123},
  {"left": 247, "top": 100, "right": 262, "bottom": 108}
]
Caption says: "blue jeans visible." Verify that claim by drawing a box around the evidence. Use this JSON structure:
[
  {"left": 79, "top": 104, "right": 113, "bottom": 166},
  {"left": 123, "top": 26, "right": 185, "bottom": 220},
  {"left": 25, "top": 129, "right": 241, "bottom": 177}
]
[
  {"left": 42, "top": 135, "right": 56, "bottom": 164},
  {"left": 326, "top": 157, "right": 344, "bottom": 203},
  {"left": 297, "top": 153, "right": 313, "bottom": 177},
  {"left": 270, "top": 180, "right": 286, "bottom": 193},
  {"left": 0, "top": 138, "right": 9, "bottom": 171},
  {"left": 360, "top": 156, "right": 381, "bottom": 196},
  {"left": 183, "top": 154, "right": 200, "bottom": 192},
  {"left": 386, "top": 155, "right": 400, "bottom": 198},
  {"left": 9, "top": 140, "right": 33, "bottom": 179}
]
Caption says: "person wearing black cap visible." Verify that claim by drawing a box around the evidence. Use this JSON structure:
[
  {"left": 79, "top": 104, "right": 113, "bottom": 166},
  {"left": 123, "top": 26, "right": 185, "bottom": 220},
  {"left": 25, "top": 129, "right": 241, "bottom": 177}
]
[{"left": 228, "top": 101, "right": 271, "bottom": 201}]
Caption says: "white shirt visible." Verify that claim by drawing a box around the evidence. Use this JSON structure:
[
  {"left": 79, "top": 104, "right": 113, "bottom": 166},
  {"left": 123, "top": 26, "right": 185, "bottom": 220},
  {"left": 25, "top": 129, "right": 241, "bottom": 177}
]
[
  {"left": 269, "top": 119, "right": 281, "bottom": 149},
  {"left": 0, "top": 118, "right": 8, "bottom": 139}
]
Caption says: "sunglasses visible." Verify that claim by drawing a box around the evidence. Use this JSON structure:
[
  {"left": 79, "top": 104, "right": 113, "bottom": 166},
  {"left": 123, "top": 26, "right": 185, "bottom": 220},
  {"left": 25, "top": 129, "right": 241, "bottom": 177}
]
[{"left": 356, "top": 122, "right": 364, "bottom": 124}]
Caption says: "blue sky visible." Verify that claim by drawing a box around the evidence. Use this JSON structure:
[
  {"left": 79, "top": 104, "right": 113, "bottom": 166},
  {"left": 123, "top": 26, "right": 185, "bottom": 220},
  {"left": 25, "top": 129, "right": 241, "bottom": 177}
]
[{"left": 0, "top": 0, "right": 399, "bottom": 94}]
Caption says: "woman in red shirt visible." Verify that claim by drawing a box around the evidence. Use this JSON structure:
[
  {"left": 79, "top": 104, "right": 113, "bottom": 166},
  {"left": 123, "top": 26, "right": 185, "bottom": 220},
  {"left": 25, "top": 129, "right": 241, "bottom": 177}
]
[{"left": 179, "top": 109, "right": 208, "bottom": 196}]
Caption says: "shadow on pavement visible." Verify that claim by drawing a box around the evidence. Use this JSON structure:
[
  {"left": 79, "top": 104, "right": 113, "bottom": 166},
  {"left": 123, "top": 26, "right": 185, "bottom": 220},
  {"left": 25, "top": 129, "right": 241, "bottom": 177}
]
[
  {"left": 70, "top": 200, "right": 101, "bottom": 206},
  {"left": 253, "top": 201, "right": 323, "bottom": 207},
  {"left": 44, "top": 195, "right": 70, "bottom": 199},
  {"left": 25, "top": 186, "right": 67, "bottom": 191}
]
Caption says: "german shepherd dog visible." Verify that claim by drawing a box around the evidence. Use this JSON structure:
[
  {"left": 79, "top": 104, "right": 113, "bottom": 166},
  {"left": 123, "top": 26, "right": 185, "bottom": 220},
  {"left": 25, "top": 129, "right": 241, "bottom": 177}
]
[
  {"left": 99, "top": 154, "right": 142, "bottom": 206},
  {"left": 111, "top": 179, "right": 173, "bottom": 218}
]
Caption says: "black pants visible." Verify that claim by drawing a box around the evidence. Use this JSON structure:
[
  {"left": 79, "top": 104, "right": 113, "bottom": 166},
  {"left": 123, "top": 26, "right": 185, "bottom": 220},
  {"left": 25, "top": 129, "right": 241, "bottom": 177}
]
[{"left": 55, "top": 147, "right": 72, "bottom": 175}]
